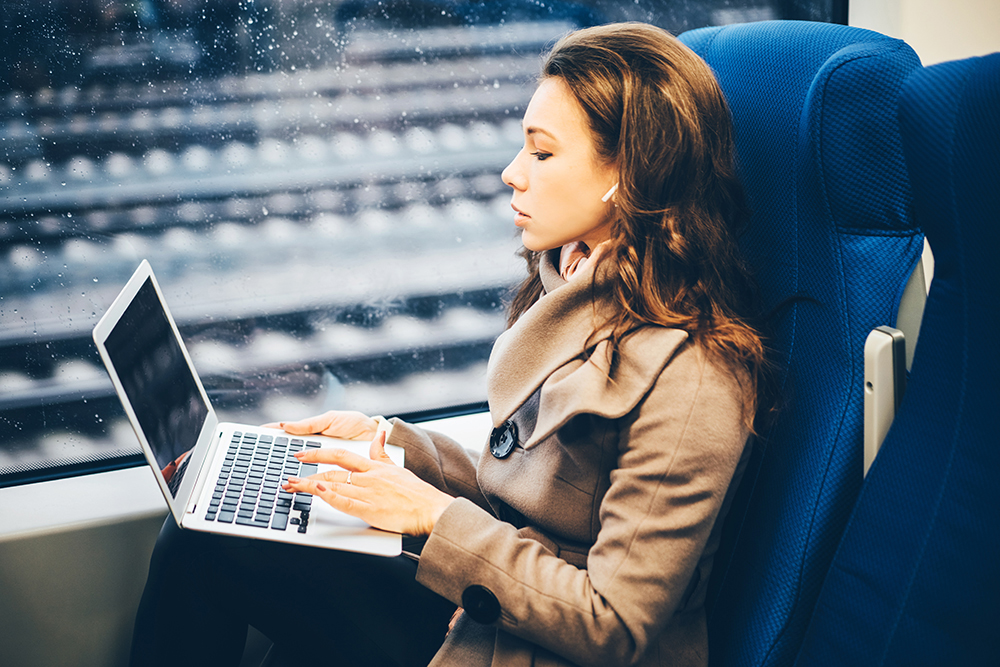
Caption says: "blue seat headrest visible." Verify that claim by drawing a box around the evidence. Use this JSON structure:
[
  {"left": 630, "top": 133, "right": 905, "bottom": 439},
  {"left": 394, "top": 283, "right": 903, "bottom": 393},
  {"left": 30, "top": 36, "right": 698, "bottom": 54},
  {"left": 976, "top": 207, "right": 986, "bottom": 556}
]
[
  {"left": 682, "top": 21, "right": 921, "bottom": 308},
  {"left": 679, "top": 21, "right": 923, "bottom": 667}
]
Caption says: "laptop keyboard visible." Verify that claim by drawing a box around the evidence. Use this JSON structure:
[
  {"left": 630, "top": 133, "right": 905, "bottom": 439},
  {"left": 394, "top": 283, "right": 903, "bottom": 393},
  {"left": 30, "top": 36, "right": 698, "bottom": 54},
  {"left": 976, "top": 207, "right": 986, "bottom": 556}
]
[{"left": 204, "top": 431, "right": 320, "bottom": 533}]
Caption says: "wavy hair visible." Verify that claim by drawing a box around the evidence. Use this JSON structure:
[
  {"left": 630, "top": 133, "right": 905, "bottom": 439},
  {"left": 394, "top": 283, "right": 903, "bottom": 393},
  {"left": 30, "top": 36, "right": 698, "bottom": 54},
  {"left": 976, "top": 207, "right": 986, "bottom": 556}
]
[{"left": 507, "top": 23, "right": 770, "bottom": 429}]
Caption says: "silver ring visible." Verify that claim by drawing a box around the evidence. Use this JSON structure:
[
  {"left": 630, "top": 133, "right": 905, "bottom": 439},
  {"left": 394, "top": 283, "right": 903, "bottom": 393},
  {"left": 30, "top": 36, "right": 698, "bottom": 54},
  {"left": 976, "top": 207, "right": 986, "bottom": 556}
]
[{"left": 345, "top": 471, "right": 353, "bottom": 485}]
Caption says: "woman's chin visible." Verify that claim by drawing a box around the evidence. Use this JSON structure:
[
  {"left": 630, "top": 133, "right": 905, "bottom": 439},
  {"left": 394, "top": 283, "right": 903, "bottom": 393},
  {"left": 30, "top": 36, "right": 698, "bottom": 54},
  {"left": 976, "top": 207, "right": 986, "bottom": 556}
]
[{"left": 520, "top": 231, "right": 557, "bottom": 253}]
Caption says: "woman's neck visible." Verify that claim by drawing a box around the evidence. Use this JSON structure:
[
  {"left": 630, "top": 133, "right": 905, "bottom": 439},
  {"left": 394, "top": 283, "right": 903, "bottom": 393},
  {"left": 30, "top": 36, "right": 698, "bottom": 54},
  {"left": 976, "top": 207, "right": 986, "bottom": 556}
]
[{"left": 559, "top": 241, "right": 610, "bottom": 281}]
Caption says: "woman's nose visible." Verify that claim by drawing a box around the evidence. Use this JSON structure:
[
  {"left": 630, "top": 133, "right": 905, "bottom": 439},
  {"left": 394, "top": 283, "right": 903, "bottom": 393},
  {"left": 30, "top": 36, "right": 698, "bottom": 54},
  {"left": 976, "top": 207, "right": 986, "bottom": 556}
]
[{"left": 501, "top": 151, "right": 526, "bottom": 191}]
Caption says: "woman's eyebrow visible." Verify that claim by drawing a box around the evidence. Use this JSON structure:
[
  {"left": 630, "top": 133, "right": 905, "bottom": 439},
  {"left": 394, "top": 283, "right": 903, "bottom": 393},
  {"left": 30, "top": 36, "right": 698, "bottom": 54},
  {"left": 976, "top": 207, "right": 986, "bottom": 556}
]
[{"left": 524, "top": 125, "right": 558, "bottom": 142}]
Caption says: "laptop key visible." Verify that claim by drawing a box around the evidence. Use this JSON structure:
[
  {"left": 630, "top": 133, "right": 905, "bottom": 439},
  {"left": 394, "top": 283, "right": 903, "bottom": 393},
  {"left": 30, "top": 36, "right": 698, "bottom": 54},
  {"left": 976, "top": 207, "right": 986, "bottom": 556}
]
[
  {"left": 271, "top": 514, "right": 288, "bottom": 530},
  {"left": 217, "top": 510, "right": 235, "bottom": 523},
  {"left": 236, "top": 516, "right": 268, "bottom": 528}
]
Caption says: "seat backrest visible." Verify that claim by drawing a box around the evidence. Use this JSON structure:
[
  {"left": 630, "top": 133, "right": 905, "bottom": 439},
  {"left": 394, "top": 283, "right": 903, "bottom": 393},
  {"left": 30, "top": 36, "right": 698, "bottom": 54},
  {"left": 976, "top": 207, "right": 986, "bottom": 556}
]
[
  {"left": 795, "top": 53, "right": 1000, "bottom": 666},
  {"left": 677, "top": 21, "right": 923, "bottom": 667}
]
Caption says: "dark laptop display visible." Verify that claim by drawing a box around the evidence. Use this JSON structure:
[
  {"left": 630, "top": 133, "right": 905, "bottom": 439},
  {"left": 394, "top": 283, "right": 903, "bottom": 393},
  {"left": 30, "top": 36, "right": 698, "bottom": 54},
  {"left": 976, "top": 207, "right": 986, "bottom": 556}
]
[{"left": 103, "top": 277, "right": 208, "bottom": 497}]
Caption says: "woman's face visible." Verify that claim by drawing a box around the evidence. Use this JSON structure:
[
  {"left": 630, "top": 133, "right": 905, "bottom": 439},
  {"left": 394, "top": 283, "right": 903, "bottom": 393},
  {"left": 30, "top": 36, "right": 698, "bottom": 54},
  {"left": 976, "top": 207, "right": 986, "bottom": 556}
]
[{"left": 501, "top": 77, "right": 618, "bottom": 252}]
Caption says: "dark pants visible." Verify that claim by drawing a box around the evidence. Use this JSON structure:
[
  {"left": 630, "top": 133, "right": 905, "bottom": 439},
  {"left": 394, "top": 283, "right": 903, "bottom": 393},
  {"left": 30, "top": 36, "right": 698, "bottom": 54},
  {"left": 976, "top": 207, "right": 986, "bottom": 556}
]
[{"left": 130, "top": 519, "right": 456, "bottom": 667}]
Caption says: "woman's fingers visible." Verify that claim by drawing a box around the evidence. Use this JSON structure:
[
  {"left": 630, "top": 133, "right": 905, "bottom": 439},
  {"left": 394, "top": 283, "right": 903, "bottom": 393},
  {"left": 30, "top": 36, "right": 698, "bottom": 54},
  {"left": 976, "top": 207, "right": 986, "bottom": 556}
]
[
  {"left": 304, "top": 468, "right": 357, "bottom": 485},
  {"left": 286, "top": 475, "right": 359, "bottom": 495},
  {"left": 262, "top": 410, "right": 378, "bottom": 440},
  {"left": 284, "top": 476, "right": 369, "bottom": 516},
  {"left": 369, "top": 430, "right": 395, "bottom": 465},
  {"left": 283, "top": 456, "right": 453, "bottom": 536},
  {"left": 293, "top": 446, "right": 373, "bottom": 471},
  {"left": 278, "top": 412, "right": 339, "bottom": 435}
]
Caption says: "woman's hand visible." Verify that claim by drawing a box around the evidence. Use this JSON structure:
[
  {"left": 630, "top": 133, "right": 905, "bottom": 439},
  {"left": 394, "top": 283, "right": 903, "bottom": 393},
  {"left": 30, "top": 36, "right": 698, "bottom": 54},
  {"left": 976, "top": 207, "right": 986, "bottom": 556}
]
[
  {"left": 262, "top": 410, "right": 378, "bottom": 441},
  {"left": 282, "top": 431, "right": 454, "bottom": 536}
]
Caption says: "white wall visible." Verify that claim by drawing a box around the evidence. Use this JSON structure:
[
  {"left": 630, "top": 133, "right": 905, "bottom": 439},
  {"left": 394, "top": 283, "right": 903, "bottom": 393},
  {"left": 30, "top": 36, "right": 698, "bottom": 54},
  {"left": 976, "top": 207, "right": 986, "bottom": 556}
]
[{"left": 850, "top": 0, "right": 1000, "bottom": 65}]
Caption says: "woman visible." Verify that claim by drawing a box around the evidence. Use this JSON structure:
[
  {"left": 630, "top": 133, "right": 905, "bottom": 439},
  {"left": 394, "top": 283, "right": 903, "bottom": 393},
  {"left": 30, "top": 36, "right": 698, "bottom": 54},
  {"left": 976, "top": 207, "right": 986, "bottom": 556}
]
[{"left": 131, "top": 22, "right": 766, "bottom": 667}]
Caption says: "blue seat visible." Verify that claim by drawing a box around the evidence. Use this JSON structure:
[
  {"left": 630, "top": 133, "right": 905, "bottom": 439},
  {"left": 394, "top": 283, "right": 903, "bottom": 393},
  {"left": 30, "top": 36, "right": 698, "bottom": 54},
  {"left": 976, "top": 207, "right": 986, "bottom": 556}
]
[
  {"left": 677, "top": 21, "right": 923, "bottom": 667},
  {"left": 795, "top": 53, "right": 1000, "bottom": 666}
]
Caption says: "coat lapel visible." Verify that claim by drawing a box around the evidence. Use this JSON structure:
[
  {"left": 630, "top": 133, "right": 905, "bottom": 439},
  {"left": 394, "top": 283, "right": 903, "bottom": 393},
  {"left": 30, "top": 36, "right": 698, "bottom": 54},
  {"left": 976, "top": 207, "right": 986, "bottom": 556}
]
[
  {"left": 487, "top": 250, "right": 689, "bottom": 444},
  {"left": 487, "top": 250, "right": 615, "bottom": 428},
  {"left": 526, "top": 326, "right": 688, "bottom": 448}
]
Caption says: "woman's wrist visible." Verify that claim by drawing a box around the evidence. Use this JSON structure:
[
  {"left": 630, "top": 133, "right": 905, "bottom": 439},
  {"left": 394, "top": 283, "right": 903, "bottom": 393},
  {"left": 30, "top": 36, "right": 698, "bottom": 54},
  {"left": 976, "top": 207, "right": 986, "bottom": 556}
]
[{"left": 422, "top": 493, "right": 455, "bottom": 536}]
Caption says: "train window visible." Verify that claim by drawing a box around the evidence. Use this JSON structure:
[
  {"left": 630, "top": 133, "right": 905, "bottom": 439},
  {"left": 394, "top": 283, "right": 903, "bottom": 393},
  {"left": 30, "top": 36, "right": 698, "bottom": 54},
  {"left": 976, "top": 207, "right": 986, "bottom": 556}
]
[{"left": 0, "top": 0, "right": 845, "bottom": 487}]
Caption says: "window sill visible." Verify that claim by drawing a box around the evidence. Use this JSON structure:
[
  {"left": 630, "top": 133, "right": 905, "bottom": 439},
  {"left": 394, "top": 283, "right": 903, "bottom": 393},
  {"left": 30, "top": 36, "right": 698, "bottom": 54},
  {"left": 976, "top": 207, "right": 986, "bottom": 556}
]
[{"left": 0, "top": 410, "right": 491, "bottom": 543}]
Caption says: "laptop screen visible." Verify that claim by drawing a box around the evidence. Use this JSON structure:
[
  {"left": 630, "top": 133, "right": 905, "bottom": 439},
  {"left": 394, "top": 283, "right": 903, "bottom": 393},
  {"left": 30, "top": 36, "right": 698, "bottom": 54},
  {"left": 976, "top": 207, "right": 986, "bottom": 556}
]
[{"left": 104, "top": 277, "right": 209, "bottom": 497}]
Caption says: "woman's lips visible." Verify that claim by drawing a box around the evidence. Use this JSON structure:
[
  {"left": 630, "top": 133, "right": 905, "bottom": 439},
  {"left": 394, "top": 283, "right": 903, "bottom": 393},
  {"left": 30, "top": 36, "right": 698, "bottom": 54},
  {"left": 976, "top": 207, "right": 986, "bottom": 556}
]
[{"left": 512, "top": 203, "right": 529, "bottom": 227}]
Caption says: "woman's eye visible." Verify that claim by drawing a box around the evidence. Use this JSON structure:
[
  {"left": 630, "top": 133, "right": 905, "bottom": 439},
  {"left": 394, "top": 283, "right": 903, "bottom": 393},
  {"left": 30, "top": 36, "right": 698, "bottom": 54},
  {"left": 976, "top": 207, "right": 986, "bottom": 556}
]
[{"left": 529, "top": 151, "right": 552, "bottom": 161}]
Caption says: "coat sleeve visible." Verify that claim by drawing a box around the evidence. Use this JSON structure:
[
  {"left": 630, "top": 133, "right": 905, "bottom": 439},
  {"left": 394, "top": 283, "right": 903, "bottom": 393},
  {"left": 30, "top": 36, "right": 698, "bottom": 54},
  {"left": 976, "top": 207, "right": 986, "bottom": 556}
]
[
  {"left": 413, "top": 345, "right": 751, "bottom": 666},
  {"left": 388, "top": 419, "right": 492, "bottom": 513}
]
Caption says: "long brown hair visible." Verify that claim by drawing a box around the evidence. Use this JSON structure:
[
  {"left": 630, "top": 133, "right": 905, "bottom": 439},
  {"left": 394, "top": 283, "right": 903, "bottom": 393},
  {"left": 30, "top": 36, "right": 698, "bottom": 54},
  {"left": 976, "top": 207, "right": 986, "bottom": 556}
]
[{"left": 507, "top": 23, "right": 769, "bottom": 429}]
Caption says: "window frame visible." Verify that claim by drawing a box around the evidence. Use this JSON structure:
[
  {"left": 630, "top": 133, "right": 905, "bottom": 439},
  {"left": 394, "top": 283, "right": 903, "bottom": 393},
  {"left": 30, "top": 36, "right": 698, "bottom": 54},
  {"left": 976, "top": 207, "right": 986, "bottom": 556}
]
[{"left": 0, "top": 0, "right": 848, "bottom": 488}]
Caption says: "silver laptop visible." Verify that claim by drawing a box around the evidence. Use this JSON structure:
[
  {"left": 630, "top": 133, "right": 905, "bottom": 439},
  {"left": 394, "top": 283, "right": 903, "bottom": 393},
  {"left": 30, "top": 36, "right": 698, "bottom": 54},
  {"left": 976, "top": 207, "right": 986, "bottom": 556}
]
[{"left": 93, "top": 260, "right": 402, "bottom": 556}]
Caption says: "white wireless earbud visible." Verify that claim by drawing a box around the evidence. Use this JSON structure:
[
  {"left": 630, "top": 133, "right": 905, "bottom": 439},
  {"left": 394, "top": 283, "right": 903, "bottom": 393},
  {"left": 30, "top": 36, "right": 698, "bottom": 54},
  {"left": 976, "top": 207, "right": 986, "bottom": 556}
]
[{"left": 601, "top": 182, "right": 619, "bottom": 203}]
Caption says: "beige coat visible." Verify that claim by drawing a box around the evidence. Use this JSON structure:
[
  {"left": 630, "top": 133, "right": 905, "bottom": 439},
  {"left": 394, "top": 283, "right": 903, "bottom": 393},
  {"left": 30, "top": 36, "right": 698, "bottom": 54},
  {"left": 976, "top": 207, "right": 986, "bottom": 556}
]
[{"left": 389, "top": 250, "right": 751, "bottom": 667}]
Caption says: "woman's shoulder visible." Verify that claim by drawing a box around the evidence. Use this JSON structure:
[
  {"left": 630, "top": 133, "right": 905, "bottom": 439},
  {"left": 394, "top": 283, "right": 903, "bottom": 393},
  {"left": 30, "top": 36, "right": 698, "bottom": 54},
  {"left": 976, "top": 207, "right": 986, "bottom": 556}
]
[{"left": 635, "top": 328, "right": 754, "bottom": 425}]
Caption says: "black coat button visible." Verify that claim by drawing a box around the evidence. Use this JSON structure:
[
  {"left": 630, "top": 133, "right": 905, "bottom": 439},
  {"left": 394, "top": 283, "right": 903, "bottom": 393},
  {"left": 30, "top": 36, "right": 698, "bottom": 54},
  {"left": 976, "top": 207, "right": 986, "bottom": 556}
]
[
  {"left": 489, "top": 420, "right": 518, "bottom": 459},
  {"left": 462, "top": 584, "right": 501, "bottom": 624}
]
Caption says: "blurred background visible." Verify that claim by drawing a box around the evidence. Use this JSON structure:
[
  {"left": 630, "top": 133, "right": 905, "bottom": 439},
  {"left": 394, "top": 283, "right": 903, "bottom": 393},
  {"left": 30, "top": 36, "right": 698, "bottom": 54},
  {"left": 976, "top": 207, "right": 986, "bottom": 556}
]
[{"left": 0, "top": 0, "right": 842, "bottom": 483}]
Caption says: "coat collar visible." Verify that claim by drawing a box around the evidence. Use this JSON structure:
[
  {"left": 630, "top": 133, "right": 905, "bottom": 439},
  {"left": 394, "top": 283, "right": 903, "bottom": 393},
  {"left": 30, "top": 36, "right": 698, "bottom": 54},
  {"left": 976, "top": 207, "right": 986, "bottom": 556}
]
[{"left": 487, "top": 250, "right": 688, "bottom": 441}]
